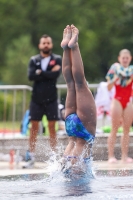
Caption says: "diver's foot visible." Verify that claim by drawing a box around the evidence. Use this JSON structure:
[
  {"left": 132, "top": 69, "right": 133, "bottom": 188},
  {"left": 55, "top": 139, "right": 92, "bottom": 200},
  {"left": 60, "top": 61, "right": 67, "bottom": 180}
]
[
  {"left": 108, "top": 157, "right": 118, "bottom": 163},
  {"left": 68, "top": 24, "right": 79, "bottom": 48},
  {"left": 60, "top": 25, "right": 72, "bottom": 49},
  {"left": 121, "top": 157, "right": 133, "bottom": 163}
]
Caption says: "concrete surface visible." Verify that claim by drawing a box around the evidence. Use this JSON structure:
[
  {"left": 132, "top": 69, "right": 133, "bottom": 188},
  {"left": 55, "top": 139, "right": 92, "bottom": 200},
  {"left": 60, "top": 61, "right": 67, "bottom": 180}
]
[
  {"left": 0, "top": 161, "right": 133, "bottom": 176},
  {"left": 0, "top": 133, "right": 133, "bottom": 161}
]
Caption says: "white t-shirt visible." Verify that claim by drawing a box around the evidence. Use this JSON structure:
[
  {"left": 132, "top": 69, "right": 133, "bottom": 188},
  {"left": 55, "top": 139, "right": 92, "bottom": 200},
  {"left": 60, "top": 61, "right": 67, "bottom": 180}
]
[{"left": 41, "top": 56, "right": 51, "bottom": 71}]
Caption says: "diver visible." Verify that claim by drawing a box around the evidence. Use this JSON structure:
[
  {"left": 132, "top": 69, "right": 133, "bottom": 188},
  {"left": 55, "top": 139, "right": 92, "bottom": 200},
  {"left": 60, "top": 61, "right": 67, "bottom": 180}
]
[{"left": 61, "top": 24, "right": 96, "bottom": 166}]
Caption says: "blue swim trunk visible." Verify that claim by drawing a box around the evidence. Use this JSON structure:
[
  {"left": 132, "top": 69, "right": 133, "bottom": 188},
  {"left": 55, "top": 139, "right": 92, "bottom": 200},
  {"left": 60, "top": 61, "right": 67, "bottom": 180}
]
[{"left": 65, "top": 113, "right": 95, "bottom": 144}]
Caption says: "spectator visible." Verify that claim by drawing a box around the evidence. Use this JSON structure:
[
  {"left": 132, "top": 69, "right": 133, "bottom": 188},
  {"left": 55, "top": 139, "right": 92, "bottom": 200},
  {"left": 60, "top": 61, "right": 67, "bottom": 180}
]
[
  {"left": 106, "top": 49, "right": 133, "bottom": 163},
  {"left": 23, "top": 34, "right": 62, "bottom": 168}
]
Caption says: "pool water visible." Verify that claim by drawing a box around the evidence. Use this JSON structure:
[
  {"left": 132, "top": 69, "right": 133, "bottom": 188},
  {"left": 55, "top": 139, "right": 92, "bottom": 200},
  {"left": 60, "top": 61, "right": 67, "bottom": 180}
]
[{"left": 0, "top": 160, "right": 133, "bottom": 200}]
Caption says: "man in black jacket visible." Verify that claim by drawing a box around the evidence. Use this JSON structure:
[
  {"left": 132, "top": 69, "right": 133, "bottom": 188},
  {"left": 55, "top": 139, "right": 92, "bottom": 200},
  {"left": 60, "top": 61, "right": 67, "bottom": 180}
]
[{"left": 24, "top": 34, "right": 62, "bottom": 168}]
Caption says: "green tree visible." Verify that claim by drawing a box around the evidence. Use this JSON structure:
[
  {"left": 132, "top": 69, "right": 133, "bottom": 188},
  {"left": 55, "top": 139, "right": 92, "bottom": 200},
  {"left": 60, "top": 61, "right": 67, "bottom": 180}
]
[
  {"left": 2, "top": 35, "right": 37, "bottom": 84},
  {"left": 0, "top": 0, "right": 133, "bottom": 83}
]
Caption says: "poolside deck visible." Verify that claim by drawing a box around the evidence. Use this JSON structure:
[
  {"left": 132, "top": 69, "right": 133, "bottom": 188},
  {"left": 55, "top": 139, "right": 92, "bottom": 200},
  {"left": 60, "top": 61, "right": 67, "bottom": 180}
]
[{"left": 0, "top": 161, "right": 133, "bottom": 176}]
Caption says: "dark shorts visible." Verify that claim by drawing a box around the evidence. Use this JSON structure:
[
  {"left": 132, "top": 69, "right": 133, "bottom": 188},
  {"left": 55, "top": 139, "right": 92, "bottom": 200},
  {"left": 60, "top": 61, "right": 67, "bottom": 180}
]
[{"left": 29, "top": 100, "right": 58, "bottom": 121}]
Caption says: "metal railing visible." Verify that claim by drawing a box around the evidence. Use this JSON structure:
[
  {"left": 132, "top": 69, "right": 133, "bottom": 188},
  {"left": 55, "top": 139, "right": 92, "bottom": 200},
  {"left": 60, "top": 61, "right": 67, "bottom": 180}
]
[
  {"left": 57, "top": 83, "right": 99, "bottom": 104},
  {"left": 0, "top": 84, "right": 99, "bottom": 136},
  {"left": 0, "top": 85, "right": 32, "bottom": 135}
]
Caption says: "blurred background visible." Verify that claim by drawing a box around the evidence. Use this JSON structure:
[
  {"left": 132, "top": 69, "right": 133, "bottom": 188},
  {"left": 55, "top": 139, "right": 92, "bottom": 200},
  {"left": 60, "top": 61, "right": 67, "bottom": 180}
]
[
  {"left": 0, "top": 0, "right": 133, "bottom": 134},
  {"left": 0, "top": 0, "right": 133, "bottom": 164},
  {"left": 1, "top": 0, "right": 133, "bottom": 85}
]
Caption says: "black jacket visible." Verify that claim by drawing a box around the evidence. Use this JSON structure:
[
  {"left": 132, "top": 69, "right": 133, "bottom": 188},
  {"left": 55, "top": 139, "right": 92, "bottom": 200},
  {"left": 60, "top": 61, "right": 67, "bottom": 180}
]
[{"left": 28, "top": 53, "right": 62, "bottom": 104}]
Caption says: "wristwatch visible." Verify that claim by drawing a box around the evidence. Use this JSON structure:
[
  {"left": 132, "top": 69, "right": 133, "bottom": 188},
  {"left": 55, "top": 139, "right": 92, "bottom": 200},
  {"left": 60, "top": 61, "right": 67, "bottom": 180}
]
[{"left": 35, "top": 69, "right": 41, "bottom": 75}]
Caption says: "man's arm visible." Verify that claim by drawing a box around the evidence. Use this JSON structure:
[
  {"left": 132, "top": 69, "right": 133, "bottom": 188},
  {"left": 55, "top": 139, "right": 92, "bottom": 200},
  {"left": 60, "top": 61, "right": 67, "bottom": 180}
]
[
  {"left": 41, "top": 57, "right": 62, "bottom": 79},
  {"left": 28, "top": 59, "right": 43, "bottom": 81},
  {"left": 28, "top": 56, "right": 62, "bottom": 81},
  {"left": 41, "top": 66, "right": 61, "bottom": 79}
]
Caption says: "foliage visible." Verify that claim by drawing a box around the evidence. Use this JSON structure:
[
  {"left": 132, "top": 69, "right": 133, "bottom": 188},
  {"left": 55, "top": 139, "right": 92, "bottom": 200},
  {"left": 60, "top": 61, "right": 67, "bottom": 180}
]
[
  {"left": 2, "top": 35, "right": 37, "bottom": 85},
  {"left": 0, "top": 0, "right": 133, "bottom": 83}
]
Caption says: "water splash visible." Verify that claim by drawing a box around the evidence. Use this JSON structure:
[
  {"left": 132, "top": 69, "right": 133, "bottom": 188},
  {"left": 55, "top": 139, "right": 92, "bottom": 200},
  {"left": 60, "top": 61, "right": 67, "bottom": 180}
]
[{"left": 44, "top": 148, "right": 95, "bottom": 187}]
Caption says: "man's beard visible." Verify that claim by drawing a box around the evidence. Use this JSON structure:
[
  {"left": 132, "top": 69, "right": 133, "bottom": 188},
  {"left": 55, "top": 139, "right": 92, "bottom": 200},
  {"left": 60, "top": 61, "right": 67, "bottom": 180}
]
[{"left": 41, "top": 48, "right": 52, "bottom": 54}]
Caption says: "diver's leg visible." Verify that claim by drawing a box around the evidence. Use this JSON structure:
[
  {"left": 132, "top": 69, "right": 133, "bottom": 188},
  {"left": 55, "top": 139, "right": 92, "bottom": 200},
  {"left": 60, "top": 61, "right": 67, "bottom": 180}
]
[
  {"left": 61, "top": 26, "right": 76, "bottom": 117},
  {"left": 68, "top": 25, "right": 96, "bottom": 159},
  {"left": 61, "top": 26, "right": 77, "bottom": 155},
  {"left": 70, "top": 25, "right": 96, "bottom": 135}
]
